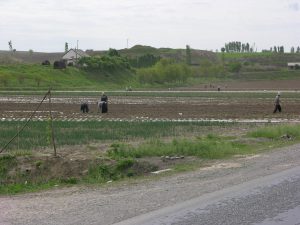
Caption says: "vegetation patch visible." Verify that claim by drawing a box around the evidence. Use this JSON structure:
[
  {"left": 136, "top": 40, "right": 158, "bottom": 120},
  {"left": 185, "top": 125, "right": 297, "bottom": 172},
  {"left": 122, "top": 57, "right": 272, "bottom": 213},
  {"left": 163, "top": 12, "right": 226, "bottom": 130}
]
[
  {"left": 0, "top": 120, "right": 231, "bottom": 151},
  {"left": 248, "top": 124, "right": 300, "bottom": 140},
  {"left": 1, "top": 123, "right": 300, "bottom": 195},
  {"left": 107, "top": 135, "right": 251, "bottom": 160}
]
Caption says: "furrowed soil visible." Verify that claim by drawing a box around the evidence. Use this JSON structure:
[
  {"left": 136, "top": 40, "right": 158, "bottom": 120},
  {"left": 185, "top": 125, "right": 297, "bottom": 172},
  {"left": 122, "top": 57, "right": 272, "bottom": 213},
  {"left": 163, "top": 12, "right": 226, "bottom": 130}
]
[
  {"left": 1, "top": 79, "right": 300, "bottom": 121},
  {"left": 1, "top": 93, "right": 300, "bottom": 121}
]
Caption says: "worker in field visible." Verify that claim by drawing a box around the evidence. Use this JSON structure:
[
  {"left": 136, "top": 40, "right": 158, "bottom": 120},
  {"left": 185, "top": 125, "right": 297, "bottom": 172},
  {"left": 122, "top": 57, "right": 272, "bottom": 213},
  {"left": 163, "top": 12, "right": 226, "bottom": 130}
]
[
  {"left": 98, "top": 92, "right": 108, "bottom": 113},
  {"left": 273, "top": 92, "right": 281, "bottom": 113},
  {"left": 80, "top": 100, "right": 89, "bottom": 113}
]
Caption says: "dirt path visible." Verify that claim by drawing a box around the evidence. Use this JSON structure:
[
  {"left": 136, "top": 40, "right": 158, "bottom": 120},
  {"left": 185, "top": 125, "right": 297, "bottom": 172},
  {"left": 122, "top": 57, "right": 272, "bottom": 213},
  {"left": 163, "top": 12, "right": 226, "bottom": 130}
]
[{"left": 1, "top": 144, "right": 300, "bottom": 225}]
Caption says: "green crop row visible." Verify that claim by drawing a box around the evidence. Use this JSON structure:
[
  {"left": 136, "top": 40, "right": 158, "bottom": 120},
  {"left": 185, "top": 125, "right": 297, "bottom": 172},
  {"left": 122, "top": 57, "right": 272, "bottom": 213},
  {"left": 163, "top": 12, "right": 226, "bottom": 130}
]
[{"left": 0, "top": 120, "right": 231, "bottom": 151}]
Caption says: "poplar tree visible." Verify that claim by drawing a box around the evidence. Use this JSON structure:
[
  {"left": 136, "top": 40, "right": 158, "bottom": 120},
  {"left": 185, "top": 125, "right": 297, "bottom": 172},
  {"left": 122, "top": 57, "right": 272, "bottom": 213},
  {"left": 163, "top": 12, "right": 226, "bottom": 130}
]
[{"left": 186, "top": 45, "right": 191, "bottom": 65}]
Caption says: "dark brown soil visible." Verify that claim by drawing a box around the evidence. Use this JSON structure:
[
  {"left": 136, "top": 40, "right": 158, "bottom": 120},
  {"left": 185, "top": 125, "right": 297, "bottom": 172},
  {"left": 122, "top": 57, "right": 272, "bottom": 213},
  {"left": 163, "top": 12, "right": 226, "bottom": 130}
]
[{"left": 1, "top": 95, "right": 300, "bottom": 120}]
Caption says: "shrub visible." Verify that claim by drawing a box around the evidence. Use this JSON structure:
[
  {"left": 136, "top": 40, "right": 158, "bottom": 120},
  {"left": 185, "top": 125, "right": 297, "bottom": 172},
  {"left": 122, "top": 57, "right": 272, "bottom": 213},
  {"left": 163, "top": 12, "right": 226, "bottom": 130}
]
[{"left": 137, "top": 58, "right": 192, "bottom": 84}]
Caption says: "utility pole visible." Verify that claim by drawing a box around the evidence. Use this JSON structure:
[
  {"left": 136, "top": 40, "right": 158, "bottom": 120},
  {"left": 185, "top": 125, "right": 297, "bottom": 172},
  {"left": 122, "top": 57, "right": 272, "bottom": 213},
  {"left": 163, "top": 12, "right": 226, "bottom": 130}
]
[
  {"left": 126, "top": 38, "right": 129, "bottom": 49},
  {"left": 76, "top": 40, "right": 79, "bottom": 64}
]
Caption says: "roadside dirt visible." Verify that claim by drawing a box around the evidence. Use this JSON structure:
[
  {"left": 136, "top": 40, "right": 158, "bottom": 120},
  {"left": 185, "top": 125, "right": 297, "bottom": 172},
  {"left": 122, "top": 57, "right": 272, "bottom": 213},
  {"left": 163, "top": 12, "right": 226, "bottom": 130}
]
[{"left": 1, "top": 143, "right": 300, "bottom": 225}]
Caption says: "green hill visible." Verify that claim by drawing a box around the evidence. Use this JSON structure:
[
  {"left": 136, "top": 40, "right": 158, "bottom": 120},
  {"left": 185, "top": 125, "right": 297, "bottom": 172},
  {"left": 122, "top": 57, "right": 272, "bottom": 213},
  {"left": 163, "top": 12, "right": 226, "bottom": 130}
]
[
  {"left": 0, "top": 64, "right": 135, "bottom": 91},
  {"left": 1, "top": 46, "right": 300, "bottom": 91},
  {"left": 87, "top": 45, "right": 218, "bottom": 64}
]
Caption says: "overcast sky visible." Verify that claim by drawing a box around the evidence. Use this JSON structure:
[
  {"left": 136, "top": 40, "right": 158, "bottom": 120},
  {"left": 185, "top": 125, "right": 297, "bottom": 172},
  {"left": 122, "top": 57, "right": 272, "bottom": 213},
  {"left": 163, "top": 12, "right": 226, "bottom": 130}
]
[{"left": 0, "top": 0, "right": 299, "bottom": 52}]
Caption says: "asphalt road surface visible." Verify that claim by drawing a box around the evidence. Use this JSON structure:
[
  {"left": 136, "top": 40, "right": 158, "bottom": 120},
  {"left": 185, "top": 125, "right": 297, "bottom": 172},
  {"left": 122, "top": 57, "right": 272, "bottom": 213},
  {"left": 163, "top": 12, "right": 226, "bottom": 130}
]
[
  {"left": 114, "top": 166, "right": 300, "bottom": 225},
  {"left": 1, "top": 144, "right": 300, "bottom": 225}
]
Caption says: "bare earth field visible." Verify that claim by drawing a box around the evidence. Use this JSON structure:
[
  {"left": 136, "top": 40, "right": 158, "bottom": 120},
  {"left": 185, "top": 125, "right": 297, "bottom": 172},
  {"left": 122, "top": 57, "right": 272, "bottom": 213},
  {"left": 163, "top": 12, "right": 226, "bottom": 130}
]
[
  {"left": 1, "top": 93, "right": 300, "bottom": 121},
  {"left": 0, "top": 79, "right": 300, "bottom": 121}
]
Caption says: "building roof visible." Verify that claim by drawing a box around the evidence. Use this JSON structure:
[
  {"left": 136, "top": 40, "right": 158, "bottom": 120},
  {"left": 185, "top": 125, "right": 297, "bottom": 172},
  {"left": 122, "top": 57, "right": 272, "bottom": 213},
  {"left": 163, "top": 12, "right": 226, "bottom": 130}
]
[
  {"left": 288, "top": 62, "right": 300, "bottom": 66},
  {"left": 62, "top": 49, "right": 90, "bottom": 59}
]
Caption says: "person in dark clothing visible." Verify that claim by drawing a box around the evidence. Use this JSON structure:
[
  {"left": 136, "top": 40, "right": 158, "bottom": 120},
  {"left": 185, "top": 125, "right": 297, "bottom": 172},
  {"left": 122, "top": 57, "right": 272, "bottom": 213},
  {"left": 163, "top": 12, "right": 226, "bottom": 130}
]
[
  {"left": 80, "top": 102, "right": 89, "bottom": 113},
  {"left": 99, "top": 92, "right": 108, "bottom": 113},
  {"left": 273, "top": 92, "right": 281, "bottom": 113}
]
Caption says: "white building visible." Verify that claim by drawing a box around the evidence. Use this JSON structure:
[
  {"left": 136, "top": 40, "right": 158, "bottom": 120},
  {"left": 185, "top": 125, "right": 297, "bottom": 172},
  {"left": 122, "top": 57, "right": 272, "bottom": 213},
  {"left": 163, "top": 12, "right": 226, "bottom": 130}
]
[
  {"left": 287, "top": 62, "right": 300, "bottom": 69},
  {"left": 62, "top": 49, "right": 89, "bottom": 65}
]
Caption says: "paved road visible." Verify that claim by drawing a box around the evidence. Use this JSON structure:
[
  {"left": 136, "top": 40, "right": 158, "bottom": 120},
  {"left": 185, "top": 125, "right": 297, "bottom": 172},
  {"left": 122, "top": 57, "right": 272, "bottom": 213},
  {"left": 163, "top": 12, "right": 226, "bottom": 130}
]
[
  {"left": 114, "top": 166, "right": 300, "bottom": 225},
  {"left": 1, "top": 144, "right": 300, "bottom": 225}
]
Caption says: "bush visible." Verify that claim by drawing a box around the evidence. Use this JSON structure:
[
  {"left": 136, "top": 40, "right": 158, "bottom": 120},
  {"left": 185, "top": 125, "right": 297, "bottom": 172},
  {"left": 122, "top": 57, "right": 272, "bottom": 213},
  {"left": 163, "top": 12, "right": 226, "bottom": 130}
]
[
  {"left": 78, "top": 55, "right": 131, "bottom": 73},
  {"left": 41, "top": 60, "right": 50, "bottom": 66},
  {"left": 53, "top": 60, "right": 66, "bottom": 69},
  {"left": 137, "top": 58, "right": 192, "bottom": 84},
  {"left": 227, "top": 62, "right": 242, "bottom": 73}
]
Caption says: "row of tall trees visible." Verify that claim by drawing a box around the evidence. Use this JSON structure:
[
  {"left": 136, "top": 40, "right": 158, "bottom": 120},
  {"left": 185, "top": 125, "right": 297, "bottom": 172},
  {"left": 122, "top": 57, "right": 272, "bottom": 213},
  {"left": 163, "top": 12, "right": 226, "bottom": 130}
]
[
  {"left": 290, "top": 46, "right": 300, "bottom": 53},
  {"left": 270, "top": 46, "right": 285, "bottom": 53},
  {"left": 221, "top": 42, "right": 254, "bottom": 53},
  {"left": 221, "top": 42, "right": 300, "bottom": 54}
]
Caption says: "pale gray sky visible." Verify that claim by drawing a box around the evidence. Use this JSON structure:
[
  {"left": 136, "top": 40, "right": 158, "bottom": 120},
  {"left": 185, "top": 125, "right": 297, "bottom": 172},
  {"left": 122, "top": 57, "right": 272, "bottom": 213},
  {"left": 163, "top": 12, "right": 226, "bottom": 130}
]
[{"left": 0, "top": 0, "right": 299, "bottom": 52}]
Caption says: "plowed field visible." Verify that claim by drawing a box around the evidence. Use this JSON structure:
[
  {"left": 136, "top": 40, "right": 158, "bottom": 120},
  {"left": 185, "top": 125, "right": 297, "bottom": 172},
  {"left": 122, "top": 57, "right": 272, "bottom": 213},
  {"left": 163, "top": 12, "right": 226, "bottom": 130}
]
[{"left": 1, "top": 92, "right": 300, "bottom": 121}]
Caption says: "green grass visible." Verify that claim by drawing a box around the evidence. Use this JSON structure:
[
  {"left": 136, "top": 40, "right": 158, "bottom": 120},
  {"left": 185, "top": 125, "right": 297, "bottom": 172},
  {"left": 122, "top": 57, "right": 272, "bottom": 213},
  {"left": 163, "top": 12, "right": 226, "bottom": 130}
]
[
  {"left": 248, "top": 124, "right": 300, "bottom": 139},
  {"left": 0, "top": 64, "right": 136, "bottom": 91},
  {"left": 107, "top": 135, "right": 252, "bottom": 160},
  {"left": 237, "top": 70, "right": 300, "bottom": 81},
  {"left": 2, "top": 123, "right": 300, "bottom": 195},
  {"left": 0, "top": 120, "right": 232, "bottom": 151},
  {"left": 1, "top": 55, "right": 300, "bottom": 91},
  {"left": 0, "top": 180, "right": 61, "bottom": 195},
  {"left": 2, "top": 90, "right": 300, "bottom": 99}
]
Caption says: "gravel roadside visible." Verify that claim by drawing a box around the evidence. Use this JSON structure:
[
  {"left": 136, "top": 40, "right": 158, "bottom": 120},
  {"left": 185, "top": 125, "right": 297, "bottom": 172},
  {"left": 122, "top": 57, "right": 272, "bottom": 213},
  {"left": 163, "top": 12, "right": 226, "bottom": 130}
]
[{"left": 1, "top": 144, "right": 300, "bottom": 225}]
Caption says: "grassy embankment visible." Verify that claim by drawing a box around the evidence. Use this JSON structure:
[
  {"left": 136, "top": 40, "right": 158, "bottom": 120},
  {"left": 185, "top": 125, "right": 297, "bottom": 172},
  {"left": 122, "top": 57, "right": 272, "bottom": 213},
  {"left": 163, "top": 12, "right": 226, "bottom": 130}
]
[
  {"left": 1, "top": 51, "right": 300, "bottom": 91},
  {"left": 0, "top": 64, "right": 137, "bottom": 91},
  {"left": 1, "top": 120, "right": 300, "bottom": 194}
]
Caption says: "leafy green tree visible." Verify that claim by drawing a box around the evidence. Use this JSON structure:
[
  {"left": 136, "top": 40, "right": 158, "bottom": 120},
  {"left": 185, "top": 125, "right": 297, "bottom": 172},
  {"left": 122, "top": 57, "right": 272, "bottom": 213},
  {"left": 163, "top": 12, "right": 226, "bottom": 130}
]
[
  {"left": 223, "top": 41, "right": 252, "bottom": 53},
  {"left": 186, "top": 45, "right": 191, "bottom": 65},
  {"left": 246, "top": 43, "right": 250, "bottom": 52},
  {"left": 65, "top": 42, "right": 69, "bottom": 53},
  {"left": 279, "top": 46, "right": 284, "bottom": 53},
  {"left": 291, "top": 47, "right": 295, "bottom": 53},
  {"left": 108, "top": 48, "right": 120, "bottom": 57},
  {"left": 78, "top": 53, "right": 131, "bottom": 73},
  {"left": 137, "top": 58, "right": 191, "bottom": 84}
]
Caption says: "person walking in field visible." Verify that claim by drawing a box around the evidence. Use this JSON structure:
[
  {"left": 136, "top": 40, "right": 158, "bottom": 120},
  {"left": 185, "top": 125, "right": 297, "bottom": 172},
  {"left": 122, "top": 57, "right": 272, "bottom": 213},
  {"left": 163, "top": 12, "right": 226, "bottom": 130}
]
[
  {"left": 273, "top": 92, "right": 281, "bottom": 113},
  {"left": 98, "top": 92, "right": 108, "bottom": 113}
]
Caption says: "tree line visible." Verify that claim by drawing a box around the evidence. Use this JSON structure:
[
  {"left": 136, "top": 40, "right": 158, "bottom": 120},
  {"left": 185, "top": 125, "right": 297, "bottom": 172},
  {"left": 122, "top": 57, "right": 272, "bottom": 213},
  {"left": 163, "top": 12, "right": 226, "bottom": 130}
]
[
  {"left": 222, "top": 41, "right": 300, "bottom": 54},
  {"left": 221, "top": 42, "right": 254, "bottom": 53}
]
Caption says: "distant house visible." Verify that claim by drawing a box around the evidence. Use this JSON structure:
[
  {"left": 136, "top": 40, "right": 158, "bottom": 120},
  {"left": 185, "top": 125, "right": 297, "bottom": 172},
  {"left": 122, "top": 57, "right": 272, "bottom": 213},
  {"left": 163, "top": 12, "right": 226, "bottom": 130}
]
[
  {"left": 62, "top": 49, "right": 89, "bottom": 65},
  {"left": 287, "top": 62, "right": 300, "bottom": 69}
]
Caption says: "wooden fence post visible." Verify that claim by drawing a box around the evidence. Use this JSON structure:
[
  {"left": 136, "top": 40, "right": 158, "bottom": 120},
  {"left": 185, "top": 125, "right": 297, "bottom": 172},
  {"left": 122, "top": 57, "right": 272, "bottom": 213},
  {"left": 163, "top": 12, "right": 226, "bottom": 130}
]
[{"left": 48, "top": 89, "right": 57, "bottom": 156}]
